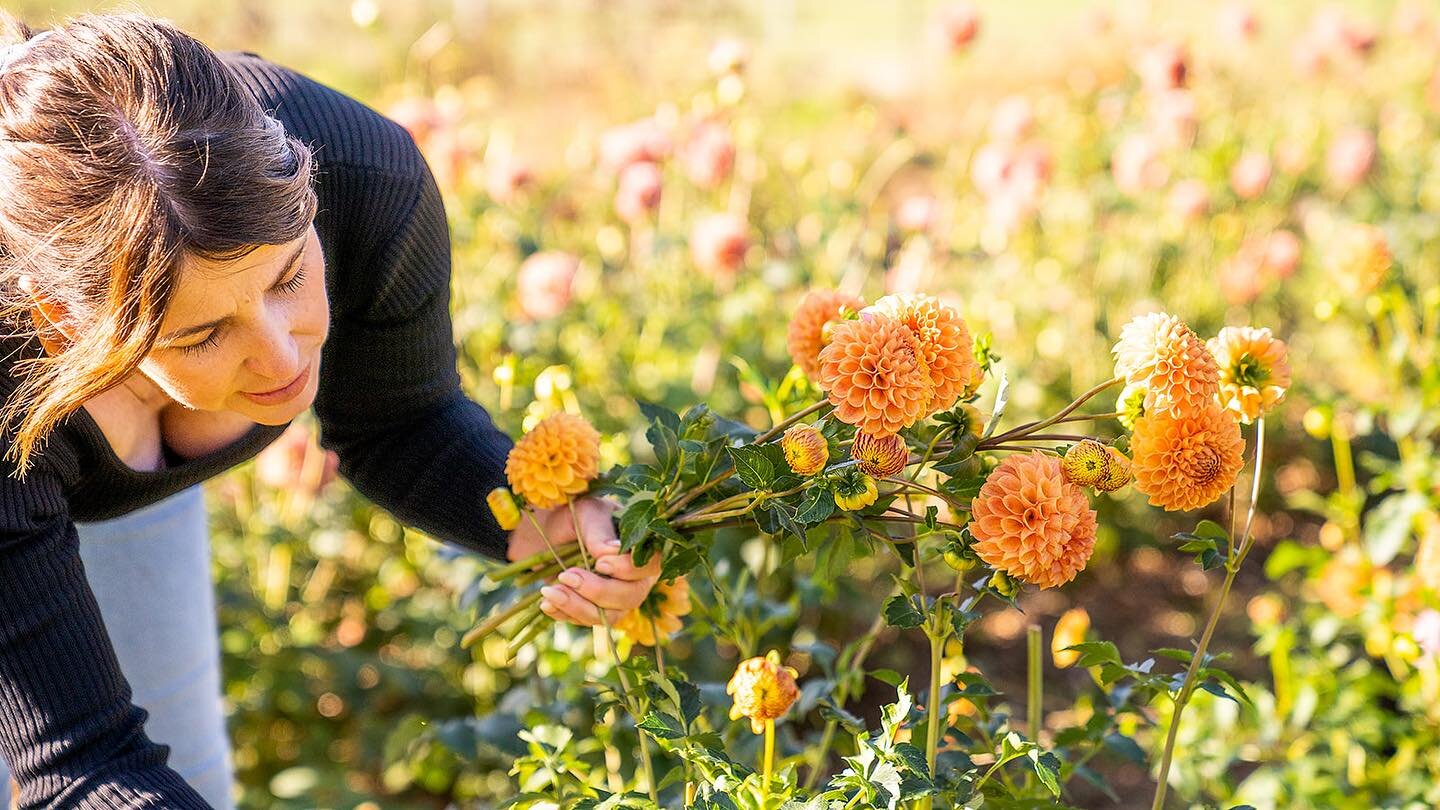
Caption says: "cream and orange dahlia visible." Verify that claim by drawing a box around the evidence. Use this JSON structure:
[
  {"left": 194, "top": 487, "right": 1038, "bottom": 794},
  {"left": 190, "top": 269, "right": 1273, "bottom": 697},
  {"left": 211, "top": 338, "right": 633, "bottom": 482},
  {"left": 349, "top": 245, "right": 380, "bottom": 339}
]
[
  {"left": 816, "top": 312, "right": 932, "bottom": 436},
  {"left": 503, "top": 412, "right": 602, "bottom": 509},
  {"left": 863, "top": 293, "right": 979, "bottom": 417},
  {"left": 1207, "top": 326, "right": 1291, "bottom": 424},
  {"left": 614, "top": 576, "right": 693, "bottom": 647},
  {"left": 1130, "top": 400, "right": 1245, "bottom": 511},
  {"left": 1112, "top": 312, "right": 1220, "bottom": 417},
  {"left": 781, "top": 424, "right": 829, "bottom": 476},
  {"left": 727, "top": 650, "right": 800, "bottom": 733},
  {"left": 970, "top": 451, "right": 1098, "bottom": 589},
  {"left": 787, "top": 289, "right": 866, "bottom": 379},
  {"left": 851, "top": 430, "right": 910, "bottom": 478}
]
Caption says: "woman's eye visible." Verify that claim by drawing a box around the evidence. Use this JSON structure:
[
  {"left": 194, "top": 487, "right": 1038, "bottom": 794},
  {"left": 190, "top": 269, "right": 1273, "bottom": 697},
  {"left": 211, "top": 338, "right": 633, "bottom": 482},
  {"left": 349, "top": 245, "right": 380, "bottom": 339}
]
[
  {"left": 275, "top": 267, "right": 307, "bottom": 296},
  {"left": 178, "top": 331, "right": 221, "bottom": 356}
]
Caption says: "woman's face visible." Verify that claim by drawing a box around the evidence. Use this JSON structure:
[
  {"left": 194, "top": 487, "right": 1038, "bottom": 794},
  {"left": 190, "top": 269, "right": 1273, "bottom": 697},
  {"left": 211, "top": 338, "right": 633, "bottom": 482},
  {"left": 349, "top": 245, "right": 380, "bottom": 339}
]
[{"left": 142, "top": 222, "right": 330, "bottom": 424}]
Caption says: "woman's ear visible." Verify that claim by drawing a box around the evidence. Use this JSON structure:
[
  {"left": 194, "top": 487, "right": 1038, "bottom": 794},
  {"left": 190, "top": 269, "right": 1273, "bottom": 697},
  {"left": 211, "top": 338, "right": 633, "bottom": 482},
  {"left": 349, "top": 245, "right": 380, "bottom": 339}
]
[{"left": 17, "top": 274, "right": 77, "bottom": 351}]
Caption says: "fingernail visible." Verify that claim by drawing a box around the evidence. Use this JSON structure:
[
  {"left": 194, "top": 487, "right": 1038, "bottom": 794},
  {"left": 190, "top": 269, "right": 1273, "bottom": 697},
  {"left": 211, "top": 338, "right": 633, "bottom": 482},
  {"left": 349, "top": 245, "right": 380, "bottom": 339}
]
[
  {"left": 539, "top": 600, "right": 554, "bottom": 614},
  {"left": 596, "top": 559, "right": 614, "bottom": 575},
  {"left": 540, "top": 585, "right": 563, "bottom": 602},
  {"left": 558, "top": 570, "right": 582, "bottom": 588},
  {"left": 605, "top": 538, "right": 621, "bottom": 548}
]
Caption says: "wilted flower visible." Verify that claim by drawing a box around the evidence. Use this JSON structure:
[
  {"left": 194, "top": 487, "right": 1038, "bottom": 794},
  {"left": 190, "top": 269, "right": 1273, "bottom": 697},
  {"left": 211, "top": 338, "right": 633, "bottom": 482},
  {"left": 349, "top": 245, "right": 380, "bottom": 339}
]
[
  {"left": 864, "top": 293, "right": 980, "bottom": 418},
  {"left": 690, "top": 213, "right": 750, "bottom": 275},
  {"left": 504, "top": 412, "right": 602, "bottom": 509},
  {"left": 1326, "top": 128, "right": 1376, "bottom": 191},
  {"left": 781, "top": 424, "right": 829, "bottom": 476},
  {"left": 486, "top": 487, "right": 522, "bottom": 531},
  {"left": 615, "top": 161, "right": 663, "bottom": 223},
  {"left": 852, "top": 430, "right": 909, "bottom": 478},
  {"left": 1230, "top": 151, "right": 1272, "bottom": 200},
  {"left": 1130, "top": 400, "right": 1246, "bottom": 511},
  {"left": 1052, "top": 607, "right": 1092, "bottom": 668},
  {"left": 727, "top": 650, "right": 800, "bottom": 733},
  {"left": 970, "top": 451, "right": 1099, "bottom": 589},
  {"left": 1061, "top": 440, "right": 1110, "bottom": 487},
  {"left": 615, "top": 576, "right": 693, "bottom": 647},
  {"left": 787, "top": 288, "right": 867, "bottom": 379},
  {"left": 1208, "top": 326, "right": 1291, "bottom": 423},
  {"left": 817, "top": 312, "right": 932, "bottom": 435},
  {"left": 516, "top": 251, "right": 579, "bottom": 321},
  {"left": 1113, "top": 312, "right": 1221, "bottom": 418}
]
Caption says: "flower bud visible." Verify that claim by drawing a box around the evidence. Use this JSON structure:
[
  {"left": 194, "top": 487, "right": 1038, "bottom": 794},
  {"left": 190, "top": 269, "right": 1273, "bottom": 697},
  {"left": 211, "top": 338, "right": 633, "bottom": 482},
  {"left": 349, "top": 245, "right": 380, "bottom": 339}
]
[
  {"left": 781, "top": 424, "right": 829, "bottom": 476},
  {"left": 852, "top": 430, "right": 909, "bottom": 478},
  {"left": 988, "top": 569, "right": 1020, "bottom": 598},
  {"left": 833, "top": 472, "right": 879, "bottom": 511},
  {"left": 1061, "top": 440, "right": 1110, "bottom": 487},
  {"left": 487, "top": 487, "right": 522, "bottom": 531},
  {"left": 1095, "top": 446, "right": 1133, "bottom": 492}
]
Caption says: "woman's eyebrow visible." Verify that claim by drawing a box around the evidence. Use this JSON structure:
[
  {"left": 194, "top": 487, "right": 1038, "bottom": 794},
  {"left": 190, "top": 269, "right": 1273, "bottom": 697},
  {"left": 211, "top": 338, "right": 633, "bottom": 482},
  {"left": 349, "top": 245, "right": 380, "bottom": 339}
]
[{"left": 159, "top": 243, "right": 307, "bottom": 343}]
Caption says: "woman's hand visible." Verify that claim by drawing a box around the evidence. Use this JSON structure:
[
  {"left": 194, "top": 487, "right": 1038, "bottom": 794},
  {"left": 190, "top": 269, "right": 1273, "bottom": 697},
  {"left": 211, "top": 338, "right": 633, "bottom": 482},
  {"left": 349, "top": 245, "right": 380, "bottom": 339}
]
[{"left": 504, "top": 496, "right": 661, "bottom": 627}]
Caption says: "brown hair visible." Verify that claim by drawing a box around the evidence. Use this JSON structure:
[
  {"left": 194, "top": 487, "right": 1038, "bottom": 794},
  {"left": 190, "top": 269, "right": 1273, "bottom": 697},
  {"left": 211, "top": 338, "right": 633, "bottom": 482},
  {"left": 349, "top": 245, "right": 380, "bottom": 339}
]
[{"left": 0, "top": 9, "right": 318, "bottom": 477}]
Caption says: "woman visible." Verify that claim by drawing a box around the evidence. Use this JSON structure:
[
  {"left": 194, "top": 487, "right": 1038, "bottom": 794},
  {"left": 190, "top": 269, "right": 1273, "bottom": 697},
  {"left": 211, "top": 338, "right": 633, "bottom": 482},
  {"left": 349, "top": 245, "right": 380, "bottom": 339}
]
[{"left": 0, "top": 12, "right": 654, "bottom": 808}]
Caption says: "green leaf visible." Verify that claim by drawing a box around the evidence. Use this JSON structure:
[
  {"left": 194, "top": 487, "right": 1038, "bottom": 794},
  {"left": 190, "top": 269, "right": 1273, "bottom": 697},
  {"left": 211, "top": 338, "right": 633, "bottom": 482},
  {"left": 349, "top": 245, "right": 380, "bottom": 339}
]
[
  {"left": 636, "top": 399, "right": 681, "bottom": 433},
  {"left": 1192, "top": 519, "right": 1229, "bottom": 542},
  {"left": 618, "top": 496, "right": 659, "bottom": 552},
  {"left": 646, "top": 419, "right": 680, "bottom": 475},
  {"left": 1028, "top": 749, "right": 1061, "bottom": 796},
  {"left": 869, "top": 668, "right": 905, "bottom": 688},
  {"left": 1364, "top": 491, "right": 1429, "bottom": 565},
  {"left": 726, "top": 444, "right": 775, "bottom": 490},
  {"left": 637, "top": 712, "right": 686, "bottom": 739},
  {"left": 1066, "top": 641, "right": 1122, "bottom": 668},
  {"left": 796, "top": 485, "right": 836, "bottom": 524},
  {"left": 819, "top": 701, "right": 867, "bottom": 734},
  {"left": 883, "top": 594, "right": 925, "bottom": 629},
  {"left": 1102, "top": 732, "right": 1146, "bottom": 764}
]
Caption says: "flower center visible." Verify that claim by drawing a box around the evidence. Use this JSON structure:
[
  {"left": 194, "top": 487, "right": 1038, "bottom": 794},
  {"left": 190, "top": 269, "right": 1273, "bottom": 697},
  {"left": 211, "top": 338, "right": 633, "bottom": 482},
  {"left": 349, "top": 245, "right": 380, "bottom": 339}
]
[
  {"left": 1230, "top": 352, "right": 1270, "bottom": 388},
  {"left": 1180, "top": 444, "right": 1222, "bottom": 484}
]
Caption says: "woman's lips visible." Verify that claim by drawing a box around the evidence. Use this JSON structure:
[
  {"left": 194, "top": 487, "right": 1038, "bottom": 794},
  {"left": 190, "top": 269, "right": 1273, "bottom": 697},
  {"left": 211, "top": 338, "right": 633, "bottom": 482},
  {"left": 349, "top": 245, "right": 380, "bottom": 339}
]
[{"left": 241, "top": 362, "right": 310, "bottom": 404}]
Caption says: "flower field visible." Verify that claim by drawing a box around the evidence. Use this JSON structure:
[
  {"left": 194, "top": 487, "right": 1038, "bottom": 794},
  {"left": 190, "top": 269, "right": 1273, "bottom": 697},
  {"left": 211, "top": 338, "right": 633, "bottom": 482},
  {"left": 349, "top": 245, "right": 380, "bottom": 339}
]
[{"left": 22, "top": 0, "right": 1440, "bottom": 807}]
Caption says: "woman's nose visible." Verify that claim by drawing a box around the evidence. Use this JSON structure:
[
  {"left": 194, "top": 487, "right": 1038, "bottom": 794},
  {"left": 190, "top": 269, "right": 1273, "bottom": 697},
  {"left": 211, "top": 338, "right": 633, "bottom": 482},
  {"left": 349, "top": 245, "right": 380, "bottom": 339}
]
[{"left": 244, "top": 318, "right": 303, "bottom": 383}]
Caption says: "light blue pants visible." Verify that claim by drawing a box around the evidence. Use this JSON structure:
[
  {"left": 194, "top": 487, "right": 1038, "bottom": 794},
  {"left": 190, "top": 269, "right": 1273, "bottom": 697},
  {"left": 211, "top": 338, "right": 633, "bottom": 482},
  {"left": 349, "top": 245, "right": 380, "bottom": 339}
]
[{"left": 0, "top": 484, "right": 235, "bottom": 809}]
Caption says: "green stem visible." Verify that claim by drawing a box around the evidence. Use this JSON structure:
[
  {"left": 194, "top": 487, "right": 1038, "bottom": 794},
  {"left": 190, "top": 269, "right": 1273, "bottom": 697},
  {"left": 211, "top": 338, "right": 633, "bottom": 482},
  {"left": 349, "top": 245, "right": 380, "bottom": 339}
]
[
  {"left": 762, "top": 718, "right": 775, "bottom": 806},
  {"left": 1027, "top": 624, "right": 1042, "bottom": 742},
  {"left": 983, "top": 375, "right": 1123, "bottom": 447},
  {"left": 1151, "top": 417, "right": 1265, "bottom": 810},
  {"left": 920, "top": 626, "right": 944, "bottom": 810},
  {"left": 461, "top": 589, "right": 544, "bottom": 648}
]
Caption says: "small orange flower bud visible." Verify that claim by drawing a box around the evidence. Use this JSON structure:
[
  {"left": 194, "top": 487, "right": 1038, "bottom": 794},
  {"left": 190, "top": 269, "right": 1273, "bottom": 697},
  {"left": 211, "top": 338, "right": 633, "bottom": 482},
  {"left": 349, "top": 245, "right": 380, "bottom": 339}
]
[
  {"left": 781, "top": 424, "right": 829, "bottom": 476},
  {"left": 1051, "top": 607, "right": 1091, "bottom": 668},
  {"left": 1061, "top": 440, "right": 1110, "bottom": 487},
  {"left": 852, "top": 430, "right": 909, "bottom": 478},
  {"left": 486, "top": 487, "right": 522, "bottom": 531}
]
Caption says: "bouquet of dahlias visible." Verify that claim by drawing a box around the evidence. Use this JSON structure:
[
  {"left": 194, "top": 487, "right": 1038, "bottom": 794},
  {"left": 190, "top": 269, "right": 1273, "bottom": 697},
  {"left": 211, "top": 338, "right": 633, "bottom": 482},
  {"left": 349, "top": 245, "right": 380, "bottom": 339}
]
[{"left": 463, "top": 290, "right": 1289, "bottom": 809}]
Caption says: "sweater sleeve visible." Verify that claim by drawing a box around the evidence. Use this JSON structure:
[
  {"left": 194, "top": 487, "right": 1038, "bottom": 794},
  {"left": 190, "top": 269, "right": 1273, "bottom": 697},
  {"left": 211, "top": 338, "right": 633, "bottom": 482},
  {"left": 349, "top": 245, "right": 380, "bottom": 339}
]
[
  {"left": 311, "top": 139, "right": 516, "bottom": 562},
  {"left": 0, "top": 457, "right": 211, "bottom": 808}
]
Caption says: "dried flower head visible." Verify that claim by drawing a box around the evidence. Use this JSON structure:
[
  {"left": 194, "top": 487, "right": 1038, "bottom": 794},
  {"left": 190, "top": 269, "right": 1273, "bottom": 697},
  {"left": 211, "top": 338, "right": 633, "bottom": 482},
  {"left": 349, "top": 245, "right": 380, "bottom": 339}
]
[{"left": 727, "top": 650, "right": 800, "bottom": 733}]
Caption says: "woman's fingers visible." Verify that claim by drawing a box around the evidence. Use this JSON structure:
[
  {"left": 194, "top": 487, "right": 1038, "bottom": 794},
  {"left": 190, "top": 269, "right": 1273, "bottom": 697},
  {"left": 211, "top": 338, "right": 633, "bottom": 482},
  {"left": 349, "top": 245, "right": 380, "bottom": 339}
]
[
  {"left": 556, "top": 567, "right": 652, "bottom": 612},
  {"left": 572, "top": 498, "right": 623, "bottom": 558},
  {"left": 539, "top": 583, "right": 624, "bottom": 626},
  {"left": 592, "top": 548, "right": 662, "bottom": 582}
]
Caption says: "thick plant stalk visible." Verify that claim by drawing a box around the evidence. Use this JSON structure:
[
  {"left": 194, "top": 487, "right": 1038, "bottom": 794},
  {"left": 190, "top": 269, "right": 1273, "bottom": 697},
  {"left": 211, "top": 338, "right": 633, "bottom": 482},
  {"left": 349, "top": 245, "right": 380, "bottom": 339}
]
[
  {"left": 1151, "top": 417, "right": 1265, "bottom": 810},
  {"left": 1027, "top": 624, "right": 1042, "bottom": 742},
  {"left": 762, "top": 718, "right": 776, "bottom": 806}
]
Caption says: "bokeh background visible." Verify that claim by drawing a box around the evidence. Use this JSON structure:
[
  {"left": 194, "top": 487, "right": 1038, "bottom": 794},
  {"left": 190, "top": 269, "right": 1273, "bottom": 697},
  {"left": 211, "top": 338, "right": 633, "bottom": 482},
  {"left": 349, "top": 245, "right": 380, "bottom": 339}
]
[{"left": 9, "top": 0, "right": 1440, "bottom": 807}]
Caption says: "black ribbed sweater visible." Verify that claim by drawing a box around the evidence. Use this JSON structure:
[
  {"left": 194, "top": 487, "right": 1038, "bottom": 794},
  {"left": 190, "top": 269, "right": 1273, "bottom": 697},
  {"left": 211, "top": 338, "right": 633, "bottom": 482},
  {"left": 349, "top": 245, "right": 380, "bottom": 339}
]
[{"left": 0, "top": 51, "right": 514, "bottom": 807}]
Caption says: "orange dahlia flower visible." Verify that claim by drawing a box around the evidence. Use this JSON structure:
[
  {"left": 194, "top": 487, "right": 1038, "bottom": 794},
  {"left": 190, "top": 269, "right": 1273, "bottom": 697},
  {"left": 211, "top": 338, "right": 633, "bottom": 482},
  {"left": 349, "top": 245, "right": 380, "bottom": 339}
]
[
  {"left": 864, "top": 293, "right": 979, "bottom": 417},
  {"left": 816, "top": 312, "right": 932, "bottom": 436},
  {"left": 1112, "top": 312, "right": 1220, "bottom": 418},
  {"left": 781, "top": 424, "right": 829, "bottom": 476},
  {"left": 787, "top": 289, "right": 866, "bottom": 379},
  {"left": 1207, "top": 326, "right": 1291, "bottom": 424},
  {"left": 1130, "top": 400, "right": 1245, "bottom": 511},
  {"left": 851, "top": 430, "right": 910, "bottom": 478},
  {"left": 504, "top": 412, "right": 602, "bottom": 509},
  {"left": 970, "top": 451, "right": 1098, "bottom": 589},
  {"left": 1051, "top": 607, "right": 1091, "bottom": 668},
  {"left": 614, "top": 576, "right": 693, "bottom": 647},
  {"left": 727, "top": 650, "right": 800, "bottom": 733}
]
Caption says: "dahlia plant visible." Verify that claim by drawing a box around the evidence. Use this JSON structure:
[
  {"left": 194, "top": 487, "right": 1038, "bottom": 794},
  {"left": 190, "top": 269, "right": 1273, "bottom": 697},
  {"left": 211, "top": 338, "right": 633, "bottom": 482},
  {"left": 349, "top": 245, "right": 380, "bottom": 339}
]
[{"left": 461, "top": 290, "right": 1288, "bottom": 809}]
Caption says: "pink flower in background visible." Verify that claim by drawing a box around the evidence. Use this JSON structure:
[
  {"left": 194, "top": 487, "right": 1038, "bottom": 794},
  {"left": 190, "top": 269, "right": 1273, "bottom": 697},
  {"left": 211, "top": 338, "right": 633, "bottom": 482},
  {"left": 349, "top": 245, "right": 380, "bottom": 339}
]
[
  {"left": 1218, "top": 249, "right": 1265, "bottom": 305},
  {"left": 895, "top": 195, "right": 937, "bottom": 234},
  {"left": 387, "top": 96, "right": 444, "bottom": 148},
  {"left": 517, "top": 251, "right": 579, "bottom": 321},
  {"left": 708, "top": 37, "right": 749, "bottom": 75},
  {"left": 1230, "top": 151, "right": 1272, "bottom": 200},
  {"left": 1148, "top": 89, "right": 1197, "bottom": 149},
  {"left": 1311, "top": 5, "right": 1378, "bottom": 58},
  {"left": 1134, "top": 40, "right": 1188, "bottom": 93},
  {"left": 1414, "top": 609, "right": 1440, "bottom": 659},
  {"left": 1291, "top": 36, "right": 1328, "bottom": 77},
  {"left": 682, "top": 120, "right": 736, "bottom": 190},
  {"left": 1217, "top": 3, "right": 1260, "bottom": 44},
  {"left": 971, "top": 143, "right": 1011, "bottom": 198},
  {"left": 1263, "top": 230, "right": 1302, "bottom": 278},
  {"left": 935, "top": 2, "right": 981, "bottom": 52},
  {"left": 1326, "top": 128, "right": 1376, "bottom": 191},
  {"left": 256, "top": 421, "right": 340, "bottom": 497},
  {"left": 988, "top": 95, "right": 1034, "bottom": 143},
  {"left": 1391, "top": 1, "right": 1433, "bottom": 39},
  {"left": 691, "top": 213, "right": 750, "bottom": 275},
  {"left": 615, "top": 161, "right": 664, "bottom": 223},
  {"left": 1112, "top": 133, "right": 1168, "bottom": 194},
  {"left": 971, "top": 141, "right": 1051, "bottom": 232},
  {"left": 485, "top": 156, "right": 534, "bottom": 205},
  {"left": 1167, "top": 179, "right": 1209, "bottom": 221},
  {"left": 599, "top": 118, "right": 672, "bottom": 174},
  {"left": 1276, "top": 136, "right": 1313, "bottom": 175}
]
